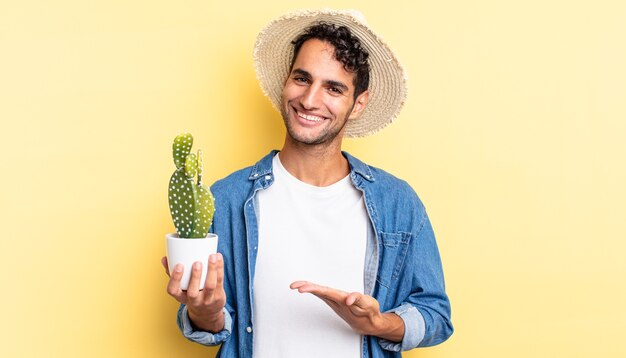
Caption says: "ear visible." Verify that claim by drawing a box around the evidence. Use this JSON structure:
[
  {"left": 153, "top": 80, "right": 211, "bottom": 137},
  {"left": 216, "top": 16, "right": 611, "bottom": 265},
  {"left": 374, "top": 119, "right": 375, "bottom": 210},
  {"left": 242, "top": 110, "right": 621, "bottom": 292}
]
[{"left": 349, "top": 90, "right": 369, "bottom": 120}]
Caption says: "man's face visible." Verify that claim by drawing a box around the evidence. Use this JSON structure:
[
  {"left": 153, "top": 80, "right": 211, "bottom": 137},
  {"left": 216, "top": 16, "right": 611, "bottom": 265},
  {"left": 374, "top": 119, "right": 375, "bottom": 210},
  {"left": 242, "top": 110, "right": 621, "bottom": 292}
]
[{"left": 281, "top": 39, "right": 368, "bottom": 146}]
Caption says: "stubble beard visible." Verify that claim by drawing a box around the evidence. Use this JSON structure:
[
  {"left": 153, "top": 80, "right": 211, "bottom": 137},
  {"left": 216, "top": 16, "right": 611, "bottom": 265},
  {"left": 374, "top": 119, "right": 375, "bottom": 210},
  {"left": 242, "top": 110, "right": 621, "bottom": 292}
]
[{"left": 281, "top": 103, "right": 353, "bottom": 146}]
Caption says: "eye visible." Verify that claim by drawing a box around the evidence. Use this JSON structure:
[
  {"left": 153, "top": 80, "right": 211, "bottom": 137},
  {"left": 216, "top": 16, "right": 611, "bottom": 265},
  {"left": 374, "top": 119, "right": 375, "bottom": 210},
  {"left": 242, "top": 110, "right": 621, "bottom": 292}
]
[
  {"left": 329, "top": 87, "right": 343, "bottom": 95},
  {"left": 294, "top": 76, "right": 309, "bottom": 84}
]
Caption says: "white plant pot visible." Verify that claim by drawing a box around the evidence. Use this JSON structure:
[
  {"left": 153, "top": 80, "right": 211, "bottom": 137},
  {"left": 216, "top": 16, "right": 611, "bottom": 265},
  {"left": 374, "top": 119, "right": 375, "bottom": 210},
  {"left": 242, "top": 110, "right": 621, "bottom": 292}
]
[{"left": 166, "top": 233, "right": 219, "bottom": 290}]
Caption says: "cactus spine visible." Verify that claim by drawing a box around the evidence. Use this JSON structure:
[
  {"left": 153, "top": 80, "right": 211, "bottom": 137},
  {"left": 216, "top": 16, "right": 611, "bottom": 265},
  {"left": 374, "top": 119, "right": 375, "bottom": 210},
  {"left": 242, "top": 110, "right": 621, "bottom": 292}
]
[{"left": 168, "top": 133, "right": 215, "bottom": 238}]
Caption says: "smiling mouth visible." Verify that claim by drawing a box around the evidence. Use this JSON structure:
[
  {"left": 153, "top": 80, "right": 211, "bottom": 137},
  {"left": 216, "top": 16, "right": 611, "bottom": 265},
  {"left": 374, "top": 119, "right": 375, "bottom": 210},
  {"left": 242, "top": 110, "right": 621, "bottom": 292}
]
[{"left": 296, "top": 110, "right": 326, "bottom": 122}]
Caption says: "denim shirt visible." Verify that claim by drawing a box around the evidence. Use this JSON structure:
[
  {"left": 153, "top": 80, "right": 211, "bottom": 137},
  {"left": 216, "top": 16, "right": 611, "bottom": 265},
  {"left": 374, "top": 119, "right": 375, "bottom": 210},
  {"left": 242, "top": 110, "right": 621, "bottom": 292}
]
[{"left": 177, "top": 150, "right": 453, "bottom": 357}]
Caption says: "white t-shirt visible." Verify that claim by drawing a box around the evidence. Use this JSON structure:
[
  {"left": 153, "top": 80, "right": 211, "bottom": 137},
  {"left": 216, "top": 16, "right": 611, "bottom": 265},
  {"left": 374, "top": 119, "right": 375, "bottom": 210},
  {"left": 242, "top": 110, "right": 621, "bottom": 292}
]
[{"left": 253, "top": 153, "right": 368, "bottom": 358}]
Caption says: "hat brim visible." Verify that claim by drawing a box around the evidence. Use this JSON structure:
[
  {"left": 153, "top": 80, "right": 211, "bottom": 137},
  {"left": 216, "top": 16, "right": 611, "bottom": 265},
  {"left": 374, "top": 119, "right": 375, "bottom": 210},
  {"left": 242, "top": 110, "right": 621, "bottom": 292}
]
[{"left": 253, "top": 9, "right": 407, "bottom": 138}]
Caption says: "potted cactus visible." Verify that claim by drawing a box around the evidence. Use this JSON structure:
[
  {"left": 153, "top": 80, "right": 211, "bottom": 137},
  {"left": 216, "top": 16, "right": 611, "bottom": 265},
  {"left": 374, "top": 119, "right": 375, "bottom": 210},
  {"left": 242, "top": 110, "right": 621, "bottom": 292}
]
[{"left": 165, "top": 133, "right": 217, "bottom": 290}]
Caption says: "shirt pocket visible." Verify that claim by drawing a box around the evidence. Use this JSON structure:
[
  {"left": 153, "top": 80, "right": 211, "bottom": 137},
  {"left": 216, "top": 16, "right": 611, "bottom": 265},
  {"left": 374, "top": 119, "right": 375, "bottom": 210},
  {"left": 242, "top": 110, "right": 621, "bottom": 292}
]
[{"left": 376, "top": 231, "right": 411, "bottom": 288}]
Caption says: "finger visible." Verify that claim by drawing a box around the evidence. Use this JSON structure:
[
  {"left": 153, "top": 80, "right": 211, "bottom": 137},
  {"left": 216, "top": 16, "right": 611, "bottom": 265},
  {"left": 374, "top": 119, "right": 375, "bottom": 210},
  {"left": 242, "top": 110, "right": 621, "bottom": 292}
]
[
  {"left": 290, "top": 281, "right": 325, "bottom": 293},
  {"left": 215, "top": 253, "right": 224, "bottom": 289},
  {"left": 166, "top": 264, "right": 186, "bottom": 303},
  {"left": 161, "top": 256, "right": 170, "bottom": 276},
  {"left": 203, "top": 254, "right": 218, "bottom": 296},
  {"left": 347, "top": 293, "right": 378, "bottom": 316},
  {"left": 291, "top": 281, "right": 321, "bottom": 295},
  {"left": 318, "top": 297, "right": 354, "bottom": 325},
  {"left": 186, "top": 261, "right": 203, "bottom": 301},
  {"left": 346, "top": 293, "right": 369, "bottom": 315},
  {"left": 319, "top": 286, "right": 348, "bottom": 302},
  {"left": 290, "top": 281, "right": 347, "bottom": 303},
  {"left": 291, "top": 282, "right": 338, "bottom": 308},
  {"left": 320, "top": 296, "right": 342, "bottom": 310},
  {"left": 290, "top": 281, "right": 308, "bottom": 290},
  {"left": 346, "top": 292, "right": 362, "bottom": 306}
]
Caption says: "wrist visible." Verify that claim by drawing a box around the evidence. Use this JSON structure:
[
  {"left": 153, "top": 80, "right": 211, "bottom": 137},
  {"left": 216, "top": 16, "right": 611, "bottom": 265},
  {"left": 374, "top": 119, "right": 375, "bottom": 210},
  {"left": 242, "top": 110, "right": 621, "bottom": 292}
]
[
  {"left": 373, "top": 312, "right": 405, "bottom": 343},
  {"left": 188, "top": 308, "right": 225, "bottom": 333}
]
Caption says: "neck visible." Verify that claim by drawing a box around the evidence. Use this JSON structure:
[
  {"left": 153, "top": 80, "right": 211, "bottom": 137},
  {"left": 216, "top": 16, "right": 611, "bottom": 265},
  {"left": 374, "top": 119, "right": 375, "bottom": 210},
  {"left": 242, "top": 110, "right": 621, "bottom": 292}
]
[{"left": 278, "top": 137, "right": 350, "bottom": 187}]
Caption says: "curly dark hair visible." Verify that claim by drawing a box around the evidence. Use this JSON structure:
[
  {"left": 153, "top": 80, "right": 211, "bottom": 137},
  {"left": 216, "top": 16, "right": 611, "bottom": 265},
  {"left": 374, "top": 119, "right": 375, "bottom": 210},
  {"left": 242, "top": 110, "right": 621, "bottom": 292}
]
[{"left": 290, "top": 22, "right": 370, "bottom": 100}]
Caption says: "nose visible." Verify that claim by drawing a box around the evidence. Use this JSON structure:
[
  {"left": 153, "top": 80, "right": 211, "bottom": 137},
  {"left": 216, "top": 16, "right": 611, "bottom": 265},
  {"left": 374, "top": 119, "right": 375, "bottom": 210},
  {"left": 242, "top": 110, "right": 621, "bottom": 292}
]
[{"left": 299, "top": 83, "right": 322, "bottom": 110}]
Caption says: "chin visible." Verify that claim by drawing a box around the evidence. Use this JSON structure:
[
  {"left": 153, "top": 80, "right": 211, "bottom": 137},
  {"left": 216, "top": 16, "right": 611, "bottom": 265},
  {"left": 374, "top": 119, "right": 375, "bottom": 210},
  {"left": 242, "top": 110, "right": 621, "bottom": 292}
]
[{"left": 287, "top": 129, "right": 323, "bottom": 145}]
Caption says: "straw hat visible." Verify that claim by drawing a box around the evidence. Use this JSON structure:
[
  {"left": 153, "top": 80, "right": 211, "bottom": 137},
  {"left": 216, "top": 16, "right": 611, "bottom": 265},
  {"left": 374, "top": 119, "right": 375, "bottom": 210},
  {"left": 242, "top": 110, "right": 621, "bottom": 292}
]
[{"left": 253, "top": 8, "right": 408, "bottom": 138}]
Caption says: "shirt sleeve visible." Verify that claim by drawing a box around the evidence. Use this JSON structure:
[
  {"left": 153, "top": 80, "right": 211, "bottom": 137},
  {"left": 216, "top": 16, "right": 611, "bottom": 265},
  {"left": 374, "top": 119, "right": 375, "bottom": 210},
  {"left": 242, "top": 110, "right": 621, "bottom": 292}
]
[
  {"left": 378, "top": 303, "right": 426, "bottom": 351},
  {"left": 379, "top": 196, "right": 454, "bottom": 351},
  {"left": 177, "top": 304, "right": 233, "bottom": 346}
]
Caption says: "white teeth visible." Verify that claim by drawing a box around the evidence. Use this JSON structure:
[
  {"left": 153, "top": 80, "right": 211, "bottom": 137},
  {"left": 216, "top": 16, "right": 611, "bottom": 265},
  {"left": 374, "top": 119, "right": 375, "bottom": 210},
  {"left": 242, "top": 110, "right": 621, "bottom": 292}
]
[{"left": 297, "top": 111, "right": 324, "bottom": 122}]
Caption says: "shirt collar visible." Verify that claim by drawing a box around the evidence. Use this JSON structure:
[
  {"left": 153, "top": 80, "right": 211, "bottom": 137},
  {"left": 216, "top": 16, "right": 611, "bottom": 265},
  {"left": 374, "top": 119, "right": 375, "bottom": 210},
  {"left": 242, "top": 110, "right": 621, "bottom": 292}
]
[{"left": 248, "top": 150, "right": 375, "bottom": 182}]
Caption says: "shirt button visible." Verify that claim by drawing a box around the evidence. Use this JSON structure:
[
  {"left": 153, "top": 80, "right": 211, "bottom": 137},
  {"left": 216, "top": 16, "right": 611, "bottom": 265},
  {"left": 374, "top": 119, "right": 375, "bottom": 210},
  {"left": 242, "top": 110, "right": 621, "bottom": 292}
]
[
  {"left": 264, "top": 175, "right": 271, "bottom": 180},
  {"left": 246, "top": 326, "right": 252, "bottom": 333}
]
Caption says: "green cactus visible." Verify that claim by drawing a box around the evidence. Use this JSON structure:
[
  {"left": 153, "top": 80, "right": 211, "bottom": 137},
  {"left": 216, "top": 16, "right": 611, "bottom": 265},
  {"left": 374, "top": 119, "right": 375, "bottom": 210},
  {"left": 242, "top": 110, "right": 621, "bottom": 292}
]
[{"left": 168, "top": 133, "right": 215, "bottom": 238}]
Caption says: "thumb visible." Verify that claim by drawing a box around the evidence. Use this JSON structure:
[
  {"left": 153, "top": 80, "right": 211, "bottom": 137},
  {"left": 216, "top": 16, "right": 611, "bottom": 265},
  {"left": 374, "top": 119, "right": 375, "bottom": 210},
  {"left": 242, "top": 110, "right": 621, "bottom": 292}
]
[
  {"left": 346, "top": 292, "right": 367, "bottom": 308},
  {"left": 347, "top": 293, "right": 382, "bottom": 317},
  {"left": 161, "top": 256, "right": 170, "bottom": 276}
]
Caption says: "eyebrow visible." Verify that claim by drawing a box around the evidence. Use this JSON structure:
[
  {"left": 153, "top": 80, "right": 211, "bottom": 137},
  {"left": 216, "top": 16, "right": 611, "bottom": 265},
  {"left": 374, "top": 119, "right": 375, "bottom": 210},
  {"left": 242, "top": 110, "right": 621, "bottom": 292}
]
[{"left": 291, "top": 68, "right": 350, "bottom": 93}]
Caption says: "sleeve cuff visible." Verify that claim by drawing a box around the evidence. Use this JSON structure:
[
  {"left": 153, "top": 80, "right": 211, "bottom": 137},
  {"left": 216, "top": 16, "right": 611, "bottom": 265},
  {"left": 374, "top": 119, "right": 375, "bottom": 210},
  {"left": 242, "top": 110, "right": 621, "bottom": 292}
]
[
  {"left": 177, "top": 305, "right": 232, "bottom": 346},
  {"left": 378, "top": 303, "right": 426, "bottom": 351}
]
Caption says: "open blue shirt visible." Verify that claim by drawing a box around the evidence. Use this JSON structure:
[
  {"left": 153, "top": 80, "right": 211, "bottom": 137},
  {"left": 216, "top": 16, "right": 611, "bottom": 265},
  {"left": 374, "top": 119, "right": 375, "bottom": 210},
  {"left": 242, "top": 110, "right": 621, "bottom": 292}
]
[{"left": 177, "top": 150, "right": 453, "bottom": 357}]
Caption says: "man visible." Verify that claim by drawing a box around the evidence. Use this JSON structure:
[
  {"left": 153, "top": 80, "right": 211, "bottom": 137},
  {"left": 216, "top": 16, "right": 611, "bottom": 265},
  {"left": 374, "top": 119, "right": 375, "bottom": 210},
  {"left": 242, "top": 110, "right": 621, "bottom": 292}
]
[{"left": 162, "top": 9, "right": 453, "bottom": 357}]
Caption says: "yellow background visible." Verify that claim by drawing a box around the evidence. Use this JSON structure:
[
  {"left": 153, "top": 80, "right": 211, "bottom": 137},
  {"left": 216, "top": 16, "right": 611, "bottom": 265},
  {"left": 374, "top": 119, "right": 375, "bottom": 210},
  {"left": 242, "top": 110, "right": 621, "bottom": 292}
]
[{"left": 1, "top": 0, "right": 625, "bottom": 356}]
